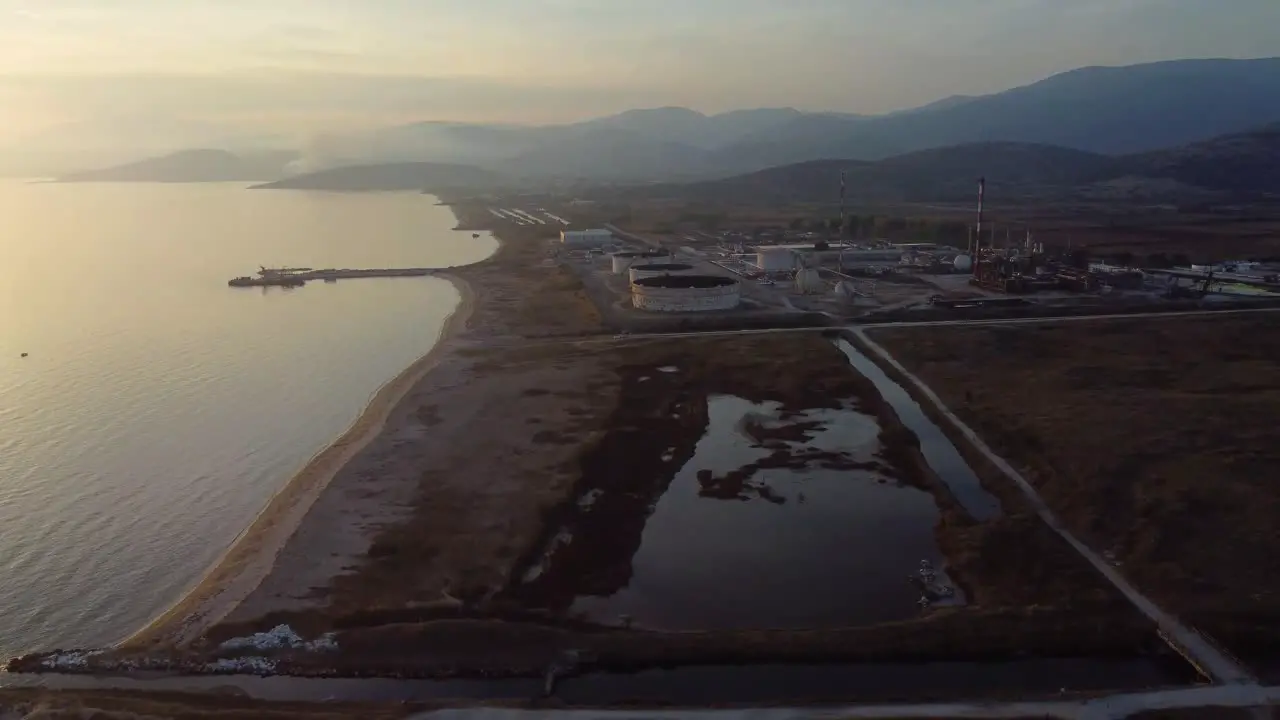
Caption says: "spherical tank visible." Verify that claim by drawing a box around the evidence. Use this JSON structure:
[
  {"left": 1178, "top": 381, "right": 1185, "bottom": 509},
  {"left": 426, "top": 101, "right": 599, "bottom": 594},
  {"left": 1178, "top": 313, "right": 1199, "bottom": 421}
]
[
  {"left": 794, "top": 268, "right": 825, "bottom": 295},
  {"left": 953, "top": 255, "right": 973, "bottom": 272}
]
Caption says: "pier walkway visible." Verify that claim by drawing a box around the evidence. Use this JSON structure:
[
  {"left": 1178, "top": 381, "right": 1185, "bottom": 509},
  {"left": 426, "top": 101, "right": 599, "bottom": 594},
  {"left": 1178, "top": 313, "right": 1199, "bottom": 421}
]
[{"left": 227, "top": 267, "right": 438, "bottom": 287}]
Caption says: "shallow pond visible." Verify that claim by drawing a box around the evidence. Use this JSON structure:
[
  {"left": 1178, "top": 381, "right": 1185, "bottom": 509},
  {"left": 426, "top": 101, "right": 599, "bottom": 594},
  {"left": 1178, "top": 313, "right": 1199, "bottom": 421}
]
[{"left": 567, "top": 394, "right": 961, "bottom": 630}]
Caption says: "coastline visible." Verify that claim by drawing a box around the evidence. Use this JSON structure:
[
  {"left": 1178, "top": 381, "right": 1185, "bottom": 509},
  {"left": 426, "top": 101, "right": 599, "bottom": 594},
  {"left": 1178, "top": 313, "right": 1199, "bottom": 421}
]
[{"left": 119, "top": 271, "right": 479, "bottom": 650}]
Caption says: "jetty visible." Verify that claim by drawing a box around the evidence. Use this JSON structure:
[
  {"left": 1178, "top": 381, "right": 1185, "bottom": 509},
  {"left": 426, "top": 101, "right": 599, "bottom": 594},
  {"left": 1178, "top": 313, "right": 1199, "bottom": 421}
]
[{"left": 228, "top": 266, "right": 437, "bottom": 288}]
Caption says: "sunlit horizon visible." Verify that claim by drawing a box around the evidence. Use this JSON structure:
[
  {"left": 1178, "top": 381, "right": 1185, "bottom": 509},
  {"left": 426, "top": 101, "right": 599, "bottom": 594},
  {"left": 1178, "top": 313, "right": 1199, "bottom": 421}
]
[{"left": 3, "top": 0, "right": 1280, "bottom": 151}]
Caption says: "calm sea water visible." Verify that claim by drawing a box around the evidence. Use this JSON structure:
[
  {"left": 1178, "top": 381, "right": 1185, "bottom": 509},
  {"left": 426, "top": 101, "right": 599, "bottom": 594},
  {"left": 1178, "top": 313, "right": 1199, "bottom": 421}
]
[{"left": 0, "top": 182, "right": 496, "bottom": 657}]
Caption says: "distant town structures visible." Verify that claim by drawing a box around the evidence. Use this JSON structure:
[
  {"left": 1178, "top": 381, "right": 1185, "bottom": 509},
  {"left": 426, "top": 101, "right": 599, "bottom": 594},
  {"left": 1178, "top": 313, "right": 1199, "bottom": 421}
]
[{"left": 561, "top": 229, "right": 615, "bottom": 248}]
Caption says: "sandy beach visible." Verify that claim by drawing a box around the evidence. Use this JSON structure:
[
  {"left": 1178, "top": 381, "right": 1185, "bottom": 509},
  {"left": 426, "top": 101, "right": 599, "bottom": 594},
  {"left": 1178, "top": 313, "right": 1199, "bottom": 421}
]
[
  {"left": 118, "top": 219, "right": 607, "bottom": 651},
  {"left": 119, "top": 272, "right": 479, "bottom": 650}
]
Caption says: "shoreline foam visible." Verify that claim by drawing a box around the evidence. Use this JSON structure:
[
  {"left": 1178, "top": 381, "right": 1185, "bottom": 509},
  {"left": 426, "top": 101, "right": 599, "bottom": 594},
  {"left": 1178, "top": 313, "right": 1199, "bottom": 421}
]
[{"left": 119, "top": 272, "right": 479, "bottom": 649}]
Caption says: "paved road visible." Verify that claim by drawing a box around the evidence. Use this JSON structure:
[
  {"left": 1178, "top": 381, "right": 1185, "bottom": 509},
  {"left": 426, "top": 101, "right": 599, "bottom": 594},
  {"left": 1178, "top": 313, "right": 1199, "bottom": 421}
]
[
  {"left": 418, "top": 684, "right": 1280, "bottom": 719},
  {"left": 485, "top": 304, "right": 1280, "bottom": 351},
  {"left": 861, "top": 304, "right": 1280, "bottom": 330},
  {"left": 851, "top": 326, "right": 1258, "bottom": 686}
]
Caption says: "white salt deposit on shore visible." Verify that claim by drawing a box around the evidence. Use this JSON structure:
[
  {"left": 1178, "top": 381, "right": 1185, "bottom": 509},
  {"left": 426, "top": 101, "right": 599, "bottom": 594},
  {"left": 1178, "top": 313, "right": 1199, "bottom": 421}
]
[
  {"left": 218, "top": 624, "right": 338, "bottom": 652},
  {"left": 40, "top": 650, "right": 105, "bottom": 670}
]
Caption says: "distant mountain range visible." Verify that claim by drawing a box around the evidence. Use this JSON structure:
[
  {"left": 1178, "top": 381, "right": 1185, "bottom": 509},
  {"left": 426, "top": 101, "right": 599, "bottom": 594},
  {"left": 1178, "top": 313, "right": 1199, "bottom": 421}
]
[
  {"left": 630, "top": 122, "right": 1280, "bottom": 204},
  {"left": 52, "top": 57, "right": 1280, "bottom": 191},
  {"left": 249, "top": 162, "right": 500, "bottom": 192},
  {"left": 56, "top": 149, "right": 295, "bottom": 183},
  {"left": 697, "top": 58, "right": 1280, "bottom": 175},
  {"left": 297, "top": 56, "right": 1280, "bottom": 182}
]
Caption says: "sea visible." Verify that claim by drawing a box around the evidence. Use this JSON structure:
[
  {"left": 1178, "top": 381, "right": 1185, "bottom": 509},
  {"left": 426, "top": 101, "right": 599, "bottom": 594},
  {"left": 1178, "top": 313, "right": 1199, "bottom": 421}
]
[{"left": 0, "top": 181, "right": 497, "bottom": 658}]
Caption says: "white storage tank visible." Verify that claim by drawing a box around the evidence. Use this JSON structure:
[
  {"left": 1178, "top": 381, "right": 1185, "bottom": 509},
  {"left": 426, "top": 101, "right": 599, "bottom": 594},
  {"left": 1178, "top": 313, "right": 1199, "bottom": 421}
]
[
  {"left": 629, "top": 262, "right": 696, "bottom": 283},
  {"left": 756, "top": 247, "right": 795, "bottom": 272},
  {"left": 631, "top": 275, "right": 740, "bottom": 312},
  {"left": 610, "top": 251, "right": 667, "bottom": 274},
  {"left": 953, "top": 255, "right": 973, "bottom": 272}
]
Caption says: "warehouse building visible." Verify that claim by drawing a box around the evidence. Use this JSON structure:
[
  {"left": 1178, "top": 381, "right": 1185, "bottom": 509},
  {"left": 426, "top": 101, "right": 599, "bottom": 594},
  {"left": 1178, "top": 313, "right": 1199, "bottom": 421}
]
[{"left": 561, "top": 229, "right": 615, "bottom": 248}]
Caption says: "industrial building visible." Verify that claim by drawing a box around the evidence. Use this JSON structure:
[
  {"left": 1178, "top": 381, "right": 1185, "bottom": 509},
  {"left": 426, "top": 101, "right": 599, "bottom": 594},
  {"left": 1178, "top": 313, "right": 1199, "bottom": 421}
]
[
  {"left": 629, "top": 262, "right": 696, "bottom": 283},
  {"left": 610, "top": 250, "right": 667, "bottom": 274},
  {"left": 756, "top": 247, "right": 797, "bottom": 272},
  {"left": 754, "top": 243, "right": 904, "bottom": 270},
  {"left": 561, "top": 229, "right": 615, "bottom": 248},
  {"left": 631, "top": 275, "right": 741, "bottom": 312}
]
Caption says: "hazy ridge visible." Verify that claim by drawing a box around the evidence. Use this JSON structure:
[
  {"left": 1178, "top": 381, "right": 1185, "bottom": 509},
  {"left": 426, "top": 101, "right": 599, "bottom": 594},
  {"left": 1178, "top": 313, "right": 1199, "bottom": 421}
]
[
  {"left": 49, "top": 57, "right": 1280, "bottom": 196},
  {"left": 633, "top": 123, "right": 1280, "bottom": 204}
]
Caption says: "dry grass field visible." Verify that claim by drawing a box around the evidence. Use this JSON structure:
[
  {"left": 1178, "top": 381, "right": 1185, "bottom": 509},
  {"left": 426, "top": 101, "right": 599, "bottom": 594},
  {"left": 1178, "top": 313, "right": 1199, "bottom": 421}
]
[{"left": 871, "top": 314, "right": 1280, "bottom": 661}]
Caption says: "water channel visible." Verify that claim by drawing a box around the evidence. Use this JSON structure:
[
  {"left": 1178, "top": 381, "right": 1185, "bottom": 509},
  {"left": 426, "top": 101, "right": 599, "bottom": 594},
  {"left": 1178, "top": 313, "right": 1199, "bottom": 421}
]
[{"left": 833, "top": 338, "right": 1003, "bottom": 520}]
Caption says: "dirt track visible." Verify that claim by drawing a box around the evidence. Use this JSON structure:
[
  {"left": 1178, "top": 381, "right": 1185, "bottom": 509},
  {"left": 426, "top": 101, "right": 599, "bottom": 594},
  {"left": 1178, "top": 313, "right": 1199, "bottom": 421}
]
[{"left": 870, "top": 315, "right": 1280, "bottom": 665}]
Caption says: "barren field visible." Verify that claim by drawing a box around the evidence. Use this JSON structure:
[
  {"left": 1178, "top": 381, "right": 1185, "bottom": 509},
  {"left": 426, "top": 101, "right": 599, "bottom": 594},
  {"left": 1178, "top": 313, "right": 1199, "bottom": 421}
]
[
  {"left": 0, "top": 690, "right": 416, "bottom": 720},
  {"left": 190, "top": 333, "right": 1158, "bottom": 677},
  {"left": 0, "top": 687, "right": 1113, "bottom": 720},
  {"left": 870, "top": 314, "right": 1280, "bottom": 663},
  {"left": 13, "top": 330, "right": 1172, "bottom": 680}
]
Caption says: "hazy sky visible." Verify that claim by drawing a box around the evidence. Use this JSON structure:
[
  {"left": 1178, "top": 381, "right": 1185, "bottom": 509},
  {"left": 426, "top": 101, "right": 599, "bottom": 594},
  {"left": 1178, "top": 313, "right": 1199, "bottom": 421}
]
[{"left": 3, "top": 0, "right": 1280, "bottom": 148}]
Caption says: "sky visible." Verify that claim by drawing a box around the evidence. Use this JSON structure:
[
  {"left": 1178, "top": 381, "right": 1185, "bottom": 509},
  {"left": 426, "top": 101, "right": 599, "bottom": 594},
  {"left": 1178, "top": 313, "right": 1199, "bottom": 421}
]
[{"left": 2, "top": 0, "right": 1280, "bottom": 151}]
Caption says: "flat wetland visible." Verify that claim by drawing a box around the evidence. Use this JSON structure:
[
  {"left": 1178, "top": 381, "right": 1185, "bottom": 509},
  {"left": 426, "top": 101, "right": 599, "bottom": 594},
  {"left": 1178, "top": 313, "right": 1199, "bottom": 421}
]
[
  {"left": 136, "top": 318, "right": 1170, "bottom": 679},
  {"left": 870, "top": 314, "right": 1280, "bottom": 670}
]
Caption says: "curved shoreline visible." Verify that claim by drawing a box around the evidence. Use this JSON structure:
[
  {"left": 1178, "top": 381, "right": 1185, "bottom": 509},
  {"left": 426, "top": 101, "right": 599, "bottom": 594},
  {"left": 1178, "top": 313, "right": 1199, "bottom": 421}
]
[{"left": 119, "top": 273, "right": 478, "bottom": 650}]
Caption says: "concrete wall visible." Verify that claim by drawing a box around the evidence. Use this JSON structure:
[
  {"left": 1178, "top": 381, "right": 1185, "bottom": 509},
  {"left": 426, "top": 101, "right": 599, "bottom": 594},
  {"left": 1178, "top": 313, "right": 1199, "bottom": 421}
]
[{"left": 631, "top": 280, "right": 741, "bottom": 312}]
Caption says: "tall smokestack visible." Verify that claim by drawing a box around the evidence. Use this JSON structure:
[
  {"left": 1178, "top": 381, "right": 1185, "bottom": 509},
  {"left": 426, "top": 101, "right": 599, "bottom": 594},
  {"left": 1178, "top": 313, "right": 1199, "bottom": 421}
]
[
  {"left": 974, "top": 177, "right": 985, "bottom": 277},
  {"left": 839, "top": 171, "right": 846, "bottom": 236},
  {"left": 838, "top": 170, "right": 846, "bottom": 272}
]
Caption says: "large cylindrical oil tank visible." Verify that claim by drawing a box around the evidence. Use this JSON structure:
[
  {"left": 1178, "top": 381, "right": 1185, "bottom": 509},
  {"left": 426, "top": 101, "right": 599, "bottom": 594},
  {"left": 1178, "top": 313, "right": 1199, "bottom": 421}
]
[
  {"left": 629, "top": 262, "right": 696, "bottom": 283},
  {"left": 631, "top": 274, "right": 740, "bottom": 312},
  {"left": 756, "top": 247, "right": 795, "bottom": 272},
  {"left": 953, "top": 254, "right": 973, "bottom": 272},
  {"left": 610, "top": 250, "right": 667, "bottom": 274}
]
